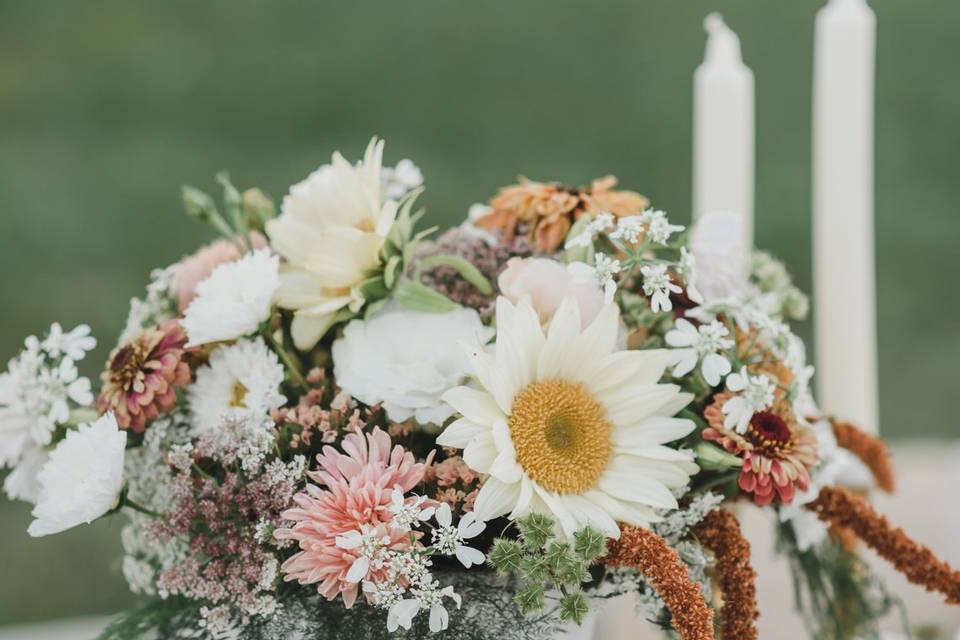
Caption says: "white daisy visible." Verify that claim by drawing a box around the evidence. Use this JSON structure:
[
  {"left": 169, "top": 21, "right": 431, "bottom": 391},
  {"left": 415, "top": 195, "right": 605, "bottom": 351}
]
[
  {"left": 664, "top": 318, "right": 733, "bottom": 386},
  {"left": 438, "top": 296, "right": 698, "bottom": 539},
  {"left": 188, "top": 338, "right": 286, "bottom": 434},
  {"left": 266, "top": 137, "right": 400, "bottom": 350},
  {"left": 29, "top": 413, "right": 127, "bottom": 537},
  {"left": 332, "top": 305, "right": 493, "bottom": 425},
  {"left": 181, "top": 249, "right": 280, "bottom": 347},
  {"left": 722, "top": 366, "right": 776, "bottom": 434}
]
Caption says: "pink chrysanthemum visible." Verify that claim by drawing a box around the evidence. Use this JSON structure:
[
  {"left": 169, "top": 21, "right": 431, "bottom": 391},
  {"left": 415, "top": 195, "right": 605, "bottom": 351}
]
[
  {"left": 97, "top": 320, "right": 191, "bottom": 432},
  {"left": 704, "top": 392, "right": 818, "bottom": 506},
  {"left": 274, "top": 428, "right": 431, "bottom": 607},
  {"left": 173, "top": 232, "right": 267, "bottom": 312}
]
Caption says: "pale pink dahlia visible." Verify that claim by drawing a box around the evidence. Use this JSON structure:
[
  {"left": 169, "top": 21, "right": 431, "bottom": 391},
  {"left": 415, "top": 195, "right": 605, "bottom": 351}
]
[
  {"left": 274, "top": 428, "right": 431, "bottom": 607},
  {"left": 97, "top": 320, "right": 191, "bottom": 432},
  {"left": 173, "top": 232, "right": 267, "bottom": 312}
]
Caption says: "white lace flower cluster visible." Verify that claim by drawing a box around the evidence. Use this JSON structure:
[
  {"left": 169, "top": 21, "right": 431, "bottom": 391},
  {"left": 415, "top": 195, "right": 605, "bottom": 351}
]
[
  {"left": 0, "top": 323, "right": 97, "bottom": 502},
  {"left": 665, "top": 318, "right": 734, "bottom": 386},
  {"left": 348, "top": 493, "right": 486, "bottom": 634},
  {"left": 119, "top": 264, "right": 178, "bottom": 345},
  {"left": 564, "top": 209, "right": 694, "bottom": 313}
]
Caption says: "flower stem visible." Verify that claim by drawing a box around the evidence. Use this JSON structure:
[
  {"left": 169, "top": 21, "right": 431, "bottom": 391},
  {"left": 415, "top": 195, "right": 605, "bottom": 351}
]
[
  {"left": 125, "top": 498, "right": 162, "bottom": 518},
  {"left": 263, "top": 325, "right": 309, "bottom": 392}
]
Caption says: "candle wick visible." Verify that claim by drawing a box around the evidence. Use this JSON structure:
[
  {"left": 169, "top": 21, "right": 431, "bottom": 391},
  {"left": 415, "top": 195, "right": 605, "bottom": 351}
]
[
  {"left": 704, "top": 12, "right": 725, "bottom": 35},
  {"left": 702, "top": 12, "right": 743, "bottom": 64}
]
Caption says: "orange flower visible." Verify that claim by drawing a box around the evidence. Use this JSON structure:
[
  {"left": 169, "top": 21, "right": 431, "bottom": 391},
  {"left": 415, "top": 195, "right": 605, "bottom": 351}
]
[{"left": 474, "top": 176, "right": 648, "bottom": 253}]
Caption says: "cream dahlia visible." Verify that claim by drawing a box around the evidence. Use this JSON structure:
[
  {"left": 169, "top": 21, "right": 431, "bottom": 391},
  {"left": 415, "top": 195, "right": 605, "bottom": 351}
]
[
  {"left": 98, "top": 320, "right": 191, "bottom": 432},
  {"left": 267, "top": 138, "right": 399, "bottom": 350},
  {"left": 274, "top": 428, "right": 430, "bottom": 607},
  {"left": 438, "top": 296, "right": 698, "bottom": 539}
]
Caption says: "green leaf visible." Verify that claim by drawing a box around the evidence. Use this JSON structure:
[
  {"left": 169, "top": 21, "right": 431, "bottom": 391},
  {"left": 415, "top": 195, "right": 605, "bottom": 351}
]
[
  {"left": 558, "top": 591, "right": 590, "bottom": 625},
  {"left": 382, "top": 255, "right": 402, "bottom": 289},
  {"left": 487, "top": 539, "right": 524, "bottom": 575},
  {"left": 514, "top": 583, "right": 546, "bottom": 616},
  {"left": 416, "top": 254, "right": 494, "bottom": 295},
  {"left": 393, "top": 278, "right": 459, "bottom": 313},
  {"left": 358, "top": 275, "right": 388, "bottom": 301},
  {"left": 573, "top": 526, "right": 607, "bottom": 563}
]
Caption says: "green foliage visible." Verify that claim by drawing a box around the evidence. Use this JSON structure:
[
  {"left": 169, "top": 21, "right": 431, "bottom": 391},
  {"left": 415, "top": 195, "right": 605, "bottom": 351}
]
[
  {"left": 488, "top": 538, "right": 524, "bottom": 576},
  {"left": 181, "top": 173, "right": 276, "bottom": 245},
  {"left": 98, "top": 571, "right": 561, "bottom": 640},
  {"left": 487, "top": 515, "right": 606, "bottom": 628},
  {"left": 776, "top": 519, "right": 910, "bottom": 640},
  {"left": 558, "top": 591, "right": 589, "bottom": 625}
]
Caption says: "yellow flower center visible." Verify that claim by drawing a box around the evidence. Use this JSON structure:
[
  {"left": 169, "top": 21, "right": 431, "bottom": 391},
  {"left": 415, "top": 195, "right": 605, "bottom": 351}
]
[
  {"left": 229, "top": 381, "right": 249, "bottom": 408},
  {"left": 508, "top": 380, "right": 612, "bottom": 495}
]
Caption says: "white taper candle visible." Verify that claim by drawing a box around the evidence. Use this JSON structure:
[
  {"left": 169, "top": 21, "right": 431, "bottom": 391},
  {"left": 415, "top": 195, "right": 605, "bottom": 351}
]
[
  {"left": 812, "top": 0, "right": 879, "bottom": 432},
  {"left": 693, "top": 13, "right": 755, "bottom": 251}
]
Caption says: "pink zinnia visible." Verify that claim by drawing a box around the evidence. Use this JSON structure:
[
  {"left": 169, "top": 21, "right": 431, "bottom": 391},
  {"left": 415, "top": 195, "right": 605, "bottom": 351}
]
[
  {"left": 173, "top": 232, "right": 267, "bottom": 312},
  {"left": 97, "top": 320, "right": 191, "bottom": 432},
  {"left": 274, "top": 428, "right": 431, "bottom": 608}
]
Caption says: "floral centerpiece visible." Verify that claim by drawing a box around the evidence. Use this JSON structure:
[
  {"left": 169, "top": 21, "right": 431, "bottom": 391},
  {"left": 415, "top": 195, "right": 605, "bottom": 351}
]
[{"left": 2, "top": 138, "right": 958, "bottom": 640}]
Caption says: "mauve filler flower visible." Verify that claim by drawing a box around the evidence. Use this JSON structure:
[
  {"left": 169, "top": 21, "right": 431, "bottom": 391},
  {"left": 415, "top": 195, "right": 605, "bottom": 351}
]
[{"left": 98, "top": 320, "right": 191, "bottom": 432}]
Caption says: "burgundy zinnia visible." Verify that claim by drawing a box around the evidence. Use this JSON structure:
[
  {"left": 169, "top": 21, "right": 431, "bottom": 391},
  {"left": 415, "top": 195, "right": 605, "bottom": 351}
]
[
  {"left": 703, "top": 393, "right": 818, "bottom": 506},
  {"left": 98, "top": 320, "right": 191, "bottom": 432}
]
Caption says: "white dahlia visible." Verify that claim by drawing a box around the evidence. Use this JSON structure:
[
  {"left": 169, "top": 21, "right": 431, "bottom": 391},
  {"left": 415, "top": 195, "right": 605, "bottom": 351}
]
[
  {"left": 439, "top": 297, "right": 698, "bottom": 539},
  {"left": 181, "top": 249, "right": 280, "bottom": 347},
  {"left": 188, "top": 337, "right": 286, "bottom": 434},
  {"left": 267, "top": 137, "right": 399, "bottom": 350},
  {"left": 332, "top": 305, "right": 493, "bottom": 425},
  {"left": 29, "top": 413, "right": 127, "bottom": 537}
]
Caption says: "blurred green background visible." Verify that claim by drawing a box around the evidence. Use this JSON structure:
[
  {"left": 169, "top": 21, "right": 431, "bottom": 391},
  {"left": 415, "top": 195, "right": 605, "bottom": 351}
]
[{"left": 1, "top": 0, "right": 957, "bottom": 627}]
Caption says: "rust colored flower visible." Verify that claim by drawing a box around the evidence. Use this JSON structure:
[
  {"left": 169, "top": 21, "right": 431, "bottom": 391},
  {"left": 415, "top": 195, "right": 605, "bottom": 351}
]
[
  {"left": 605, "top": 524, "right": 715, "bottom": 640},
  {"left": 831, "top": 420, "right": 895, "bottom": 492},
  {"left": 808, "top": 486, "right": 960, "bottom": 604},
  {"left": 693, "top": 509, "right": 758, "bottom": 640},
  {"left": 98, "top": 320, "right": 191, "bottom": 432},
  {"left": 474, "top": 176, "right": 648, "bottom": 253},
  {"left": 704, "top": 393, "right": 818, "bottom": 506}
]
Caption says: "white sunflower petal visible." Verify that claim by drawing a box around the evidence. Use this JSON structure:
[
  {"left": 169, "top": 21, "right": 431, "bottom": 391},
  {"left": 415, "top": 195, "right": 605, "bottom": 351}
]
[
  {"left": 436, "top": 417, "right": 487, "bottom": 449},
  {"left": 441, "top": 386, "right": 506, "bottom": 425},
  {"left": 473, "top": 478, "right": 521, "bottom": 521}
]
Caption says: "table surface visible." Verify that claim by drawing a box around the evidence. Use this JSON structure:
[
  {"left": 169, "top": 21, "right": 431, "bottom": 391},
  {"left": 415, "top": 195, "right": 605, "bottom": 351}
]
[{"left": 1, "top": 441, "right": 958, "bottom": 640}]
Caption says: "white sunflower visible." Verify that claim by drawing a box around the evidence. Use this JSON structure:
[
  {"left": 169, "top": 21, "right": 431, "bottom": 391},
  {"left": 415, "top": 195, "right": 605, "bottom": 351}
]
[{"left": 438, "top": 296, "right": 698, "bottom": 539}]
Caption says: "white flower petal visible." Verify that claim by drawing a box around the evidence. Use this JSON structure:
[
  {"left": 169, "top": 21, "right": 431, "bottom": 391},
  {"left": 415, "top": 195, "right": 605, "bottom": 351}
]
[
  {"left": 472, "top": 477, "right": 521, "bottom": 521},
  {"left": 455, "top": 545, "right": 486, "bottom": 569},
  {"left": 436, "top": 417, "right": 487, "bottom": 449}
]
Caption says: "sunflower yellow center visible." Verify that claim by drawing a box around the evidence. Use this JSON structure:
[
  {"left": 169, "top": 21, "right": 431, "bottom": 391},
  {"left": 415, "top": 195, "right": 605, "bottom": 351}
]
[
  {"left": 229, "top": 381, "right": 249, "bottom": 408},
  {"left": 508, "top": 380, "right": 612, "bottom": 495}
]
